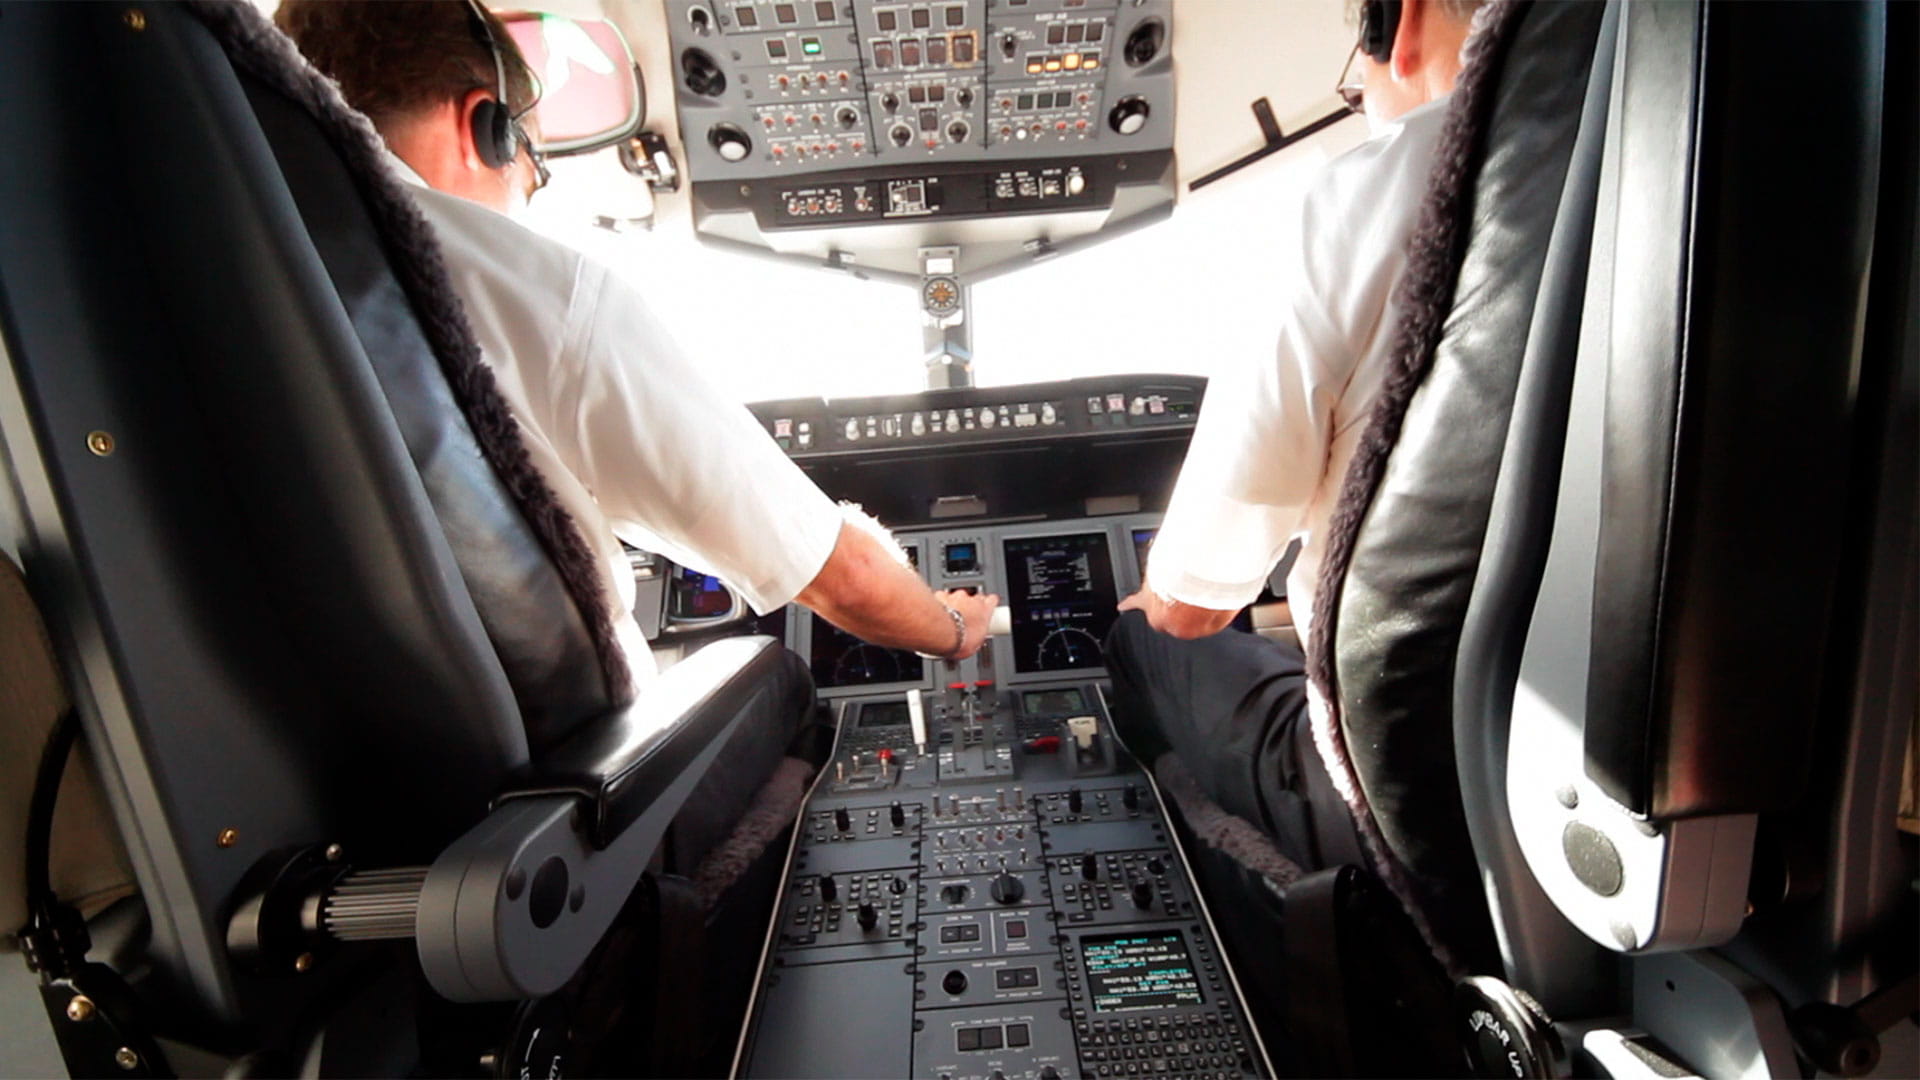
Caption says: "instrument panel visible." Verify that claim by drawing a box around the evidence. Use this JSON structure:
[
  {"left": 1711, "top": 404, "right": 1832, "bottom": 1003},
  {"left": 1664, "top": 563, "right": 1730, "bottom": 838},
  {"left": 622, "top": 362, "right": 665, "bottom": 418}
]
[
  {"left": 732, "top": 679, "right": 1272, "bottom": 1080},
  {"left": 665, "top": 0, "right": 1176, "bottom": 277},
  {"left": 787, "top": 514, "right": 1160, "bottom": 694}
]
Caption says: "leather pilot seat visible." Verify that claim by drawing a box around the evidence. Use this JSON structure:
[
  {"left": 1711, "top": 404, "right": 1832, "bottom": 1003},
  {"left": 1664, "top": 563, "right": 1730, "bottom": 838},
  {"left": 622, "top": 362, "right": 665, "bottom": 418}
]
[
  {"left": 0, "top": 2, "right": 814, "bottom": 1075},
  {"left": 1158, "top": 1, "right": 1915, "bottom": 1077},
  {"left": 1147, "top": 0, "right": 1609, "bottom": 1071}
]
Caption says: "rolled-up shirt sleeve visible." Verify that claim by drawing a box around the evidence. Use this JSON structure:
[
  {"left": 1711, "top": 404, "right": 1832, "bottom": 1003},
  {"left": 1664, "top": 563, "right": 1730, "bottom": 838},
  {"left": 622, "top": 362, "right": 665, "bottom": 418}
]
[
  {"left": 548, "top": 261, "right": 844, "bottom": 615},
  {"left": 1146, "top": 197, "right": 1359, "bottom": 612}
]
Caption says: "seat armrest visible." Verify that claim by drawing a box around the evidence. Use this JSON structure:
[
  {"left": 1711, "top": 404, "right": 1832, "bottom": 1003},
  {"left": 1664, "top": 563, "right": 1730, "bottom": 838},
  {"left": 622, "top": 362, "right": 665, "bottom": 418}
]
[
  {"left": 415, "top": 636, "right": 813, "bottom": 1002},
  {"left": 495, "top": 636, "right": 811, "bottom": 849}
]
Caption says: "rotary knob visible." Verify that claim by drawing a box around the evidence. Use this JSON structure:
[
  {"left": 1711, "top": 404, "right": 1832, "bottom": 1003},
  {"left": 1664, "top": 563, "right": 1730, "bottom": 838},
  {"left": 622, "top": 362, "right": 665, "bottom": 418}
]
[
  {"left": 1067, "top": 788, "right": 1084, "bottom": 814},
  {"left": 941, "top": 883, "right": 970, "bottom": 904},
  {"left": 834, "top": 807, "right": 852, "bottom": 832},
  {"left": 1456, "top": 976, "right": 1565, "bottom": 1078},
  {"left": 890, "top": 801, "right": 906, "bottom": 828},
  {"left": 857, "top": 901, "right": 879, "bottom": 931},
  {"left": 990, "top": 872, "right": 1025, "bottom": 905},
  {"left": 1108, "top": 96, "right": 1150, "bottom": 136},
  {"left": 707, "top": 123, "right": 752, "bottom": 161},
  {"left": 890, "top": 875, "right": 908, "bottom": 895},
  {"left": 943, "top": 969, "right": 968, "bottom": 995},
  {"left": 1080, "top": 852, "right": 1099, "bottom": 882},
  {"left": 819, "top": 874, "right": 838, "bottom": 902},
  {"left": 1130, "top": 878, "right": 1154, "bottom": 910},
  {"left": 1123, "top": 784, "right": 1140, "bottom": 811}
]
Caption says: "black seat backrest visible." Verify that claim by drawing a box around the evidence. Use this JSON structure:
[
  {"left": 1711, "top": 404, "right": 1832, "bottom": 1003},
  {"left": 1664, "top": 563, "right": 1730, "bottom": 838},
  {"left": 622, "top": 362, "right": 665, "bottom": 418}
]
[
  {"left": 1302, "top": 0, "right": 1606, "bottom": 973},
  {"left": 0, "top": 0, "right": 625, "bottom": 1026},
  {"left": 202, "top": 0, "right": 634, "bottom": 747},
  {"left": 1454, "top": 0, "right": 1909, "bottom": 1043}
]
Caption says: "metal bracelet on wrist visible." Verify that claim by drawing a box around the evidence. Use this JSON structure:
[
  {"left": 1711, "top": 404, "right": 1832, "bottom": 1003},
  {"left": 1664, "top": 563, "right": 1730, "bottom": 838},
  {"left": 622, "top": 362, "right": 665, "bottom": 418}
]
[{"left": 918, "top": 603, "right": 967, "bottom": 660}]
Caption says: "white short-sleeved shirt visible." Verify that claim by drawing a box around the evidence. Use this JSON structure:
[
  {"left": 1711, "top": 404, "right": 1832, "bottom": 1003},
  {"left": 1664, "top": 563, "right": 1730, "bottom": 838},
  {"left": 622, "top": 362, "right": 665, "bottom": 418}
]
[
  {"left": 391, "top": 160, "right": 844, "bottom": 683},
  {"left": 1145, "top": 98, "right": 1450, "bottom": 643}
]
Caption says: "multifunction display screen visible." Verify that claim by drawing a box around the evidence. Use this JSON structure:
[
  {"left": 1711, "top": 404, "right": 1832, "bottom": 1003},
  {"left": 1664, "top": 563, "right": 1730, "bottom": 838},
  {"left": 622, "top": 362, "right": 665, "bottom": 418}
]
[
  {"left": 1081, "top": 931, "right": 1205, "bottom": 1013},
  {"left": 669, "top": 567, "right": 733, "bottom": 619},
  {"left": 1002, "top": 533, "right": 1117, "bottom": 673},
  {"left": 809, "top": 618, "right": 925, "bottom": 690},
  {"left": 1131, "top": 527, "right": 1157, "bottom": 579}
]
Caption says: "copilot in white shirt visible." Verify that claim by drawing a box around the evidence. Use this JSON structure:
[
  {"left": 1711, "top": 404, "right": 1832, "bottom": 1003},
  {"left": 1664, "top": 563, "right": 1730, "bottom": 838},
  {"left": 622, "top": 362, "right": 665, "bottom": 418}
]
[
  {"left": 1146, "top": 97, "right": 1451, "bottom": 642},
  {"left": 390, "top": 157, "right": 845, "bottom": 683}
]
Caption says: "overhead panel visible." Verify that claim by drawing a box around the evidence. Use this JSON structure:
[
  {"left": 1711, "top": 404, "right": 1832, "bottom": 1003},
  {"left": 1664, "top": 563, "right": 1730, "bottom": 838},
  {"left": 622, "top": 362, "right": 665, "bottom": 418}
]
[{"left": 665, "top": 0, "right": 1175, "bottom": 279}]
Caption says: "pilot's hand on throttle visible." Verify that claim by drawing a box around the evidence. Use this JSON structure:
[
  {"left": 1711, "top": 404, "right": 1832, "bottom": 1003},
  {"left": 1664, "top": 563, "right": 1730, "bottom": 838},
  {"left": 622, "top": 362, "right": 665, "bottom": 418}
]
[
  {"left": 940, "top": 588, "right": 1000, "bottom": 660},
  {"left": 1119, "top": 589, "right": 1236, "bottom": 640}
]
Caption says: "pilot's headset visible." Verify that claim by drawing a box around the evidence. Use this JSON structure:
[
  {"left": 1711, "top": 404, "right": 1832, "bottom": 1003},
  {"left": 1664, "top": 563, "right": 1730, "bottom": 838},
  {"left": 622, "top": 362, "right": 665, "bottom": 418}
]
[
  {"left": 1358, "top": 0, "right": 1403, "bottom": 63},
  {"left": 461, "top": 0, "right": 531, "bottom": 170}
]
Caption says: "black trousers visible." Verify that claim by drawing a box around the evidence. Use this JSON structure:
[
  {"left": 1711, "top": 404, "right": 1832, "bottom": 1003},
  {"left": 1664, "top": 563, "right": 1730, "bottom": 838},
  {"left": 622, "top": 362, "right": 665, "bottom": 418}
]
[{"left": 1103, "top": 610, "right": 1361, "bottom": 872}]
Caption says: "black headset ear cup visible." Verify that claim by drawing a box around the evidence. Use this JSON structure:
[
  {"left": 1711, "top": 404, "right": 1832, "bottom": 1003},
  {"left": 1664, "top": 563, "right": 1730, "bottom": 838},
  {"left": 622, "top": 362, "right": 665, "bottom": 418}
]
[
  {"left": 1360, "top": 0, "right": 1402, "bottom": 64},
  {"left": 471, "top": 97, "right": 516, "bottom": 168}
]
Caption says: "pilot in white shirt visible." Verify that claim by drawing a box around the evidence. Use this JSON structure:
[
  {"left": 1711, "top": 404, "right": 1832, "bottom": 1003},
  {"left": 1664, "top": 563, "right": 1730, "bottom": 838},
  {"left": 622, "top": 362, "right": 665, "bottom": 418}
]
[
  {"left": 1106, "top": 0, "right": 1479, "bottom": 869},
  {"left": 276, "top": 0, "right": 1001, "bottom": 683},
  {"left": 389, "top": 160, "right": 843, "bottom": 678},
  {"left": 1143, "top": 94, "right": 1448, "bottom": 643}
]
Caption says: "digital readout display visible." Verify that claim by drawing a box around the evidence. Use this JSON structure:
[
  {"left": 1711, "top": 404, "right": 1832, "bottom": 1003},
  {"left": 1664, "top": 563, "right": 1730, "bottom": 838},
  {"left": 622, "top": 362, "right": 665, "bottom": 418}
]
[
  {"left": 1021, "top": 688, "right": 1087, "bottom": 716},
  {"left": 858, "top": 701, "right": 912, "bottom": 728},
  {"left": 943, "top": 542, "right": 978, "bottom": 574},
  {"left": 1080, "top": 931, "right": 1205, "bottom": 1013}
]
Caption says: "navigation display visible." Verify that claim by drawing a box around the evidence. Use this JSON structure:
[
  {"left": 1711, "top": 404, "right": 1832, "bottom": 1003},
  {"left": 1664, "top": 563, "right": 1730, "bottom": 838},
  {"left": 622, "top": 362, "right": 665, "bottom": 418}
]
[
  {"left": 809, "top": 618, "right": 925, "bottom": 690},
  {"left": 1002, "top": 533, "right": 1117, "bottom": 674},
  {"left": 1081, "top": 931, "right": 1205, "bottom": 1013}
]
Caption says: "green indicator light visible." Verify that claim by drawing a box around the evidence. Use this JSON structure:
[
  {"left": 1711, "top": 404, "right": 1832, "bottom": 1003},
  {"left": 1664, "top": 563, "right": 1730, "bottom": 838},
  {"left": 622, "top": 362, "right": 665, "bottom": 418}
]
[{"left": 802, "top": 37, "right": 822, "bottom": 54}]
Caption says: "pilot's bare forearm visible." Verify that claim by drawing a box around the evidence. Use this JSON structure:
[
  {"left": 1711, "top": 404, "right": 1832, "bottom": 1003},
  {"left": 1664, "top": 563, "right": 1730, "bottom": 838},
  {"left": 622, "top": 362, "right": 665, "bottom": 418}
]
[{"left": 796, "top": 522, "right": 998, "bottom": 659}]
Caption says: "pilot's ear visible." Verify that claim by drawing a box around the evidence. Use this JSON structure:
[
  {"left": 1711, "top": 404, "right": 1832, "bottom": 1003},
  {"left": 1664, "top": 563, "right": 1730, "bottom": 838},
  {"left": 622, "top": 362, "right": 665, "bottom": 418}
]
[
  {"left": 1390, "top": 0, "right": 1427, "bottom": 82},
  {"left": 455, "top": 87, "right": 495, "bottom": 172}
]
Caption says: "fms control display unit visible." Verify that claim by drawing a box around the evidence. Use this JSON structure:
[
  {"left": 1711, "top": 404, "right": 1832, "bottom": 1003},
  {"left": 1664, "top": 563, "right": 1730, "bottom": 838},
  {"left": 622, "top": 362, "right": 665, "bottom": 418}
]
[{"left": 734, "top": 519, "right": 1273, "bottom": 1080}]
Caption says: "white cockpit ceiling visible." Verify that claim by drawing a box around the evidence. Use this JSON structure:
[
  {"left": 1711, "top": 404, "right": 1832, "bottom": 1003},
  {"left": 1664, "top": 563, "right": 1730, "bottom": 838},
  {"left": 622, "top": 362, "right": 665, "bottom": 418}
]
[{"left": 501, "top": 1, "right": 1373, "bottom": 399}]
